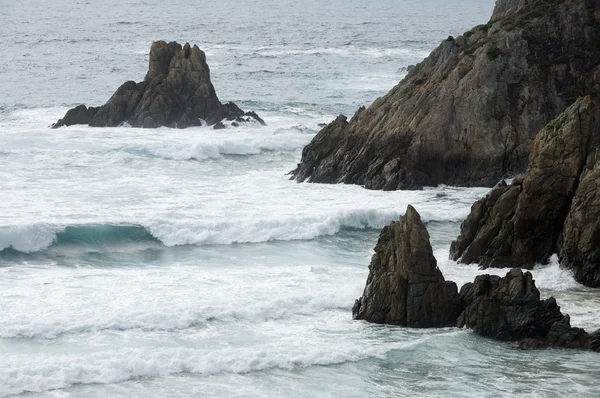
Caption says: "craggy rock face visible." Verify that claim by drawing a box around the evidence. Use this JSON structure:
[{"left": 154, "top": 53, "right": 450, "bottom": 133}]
[
  {"left": 292, "top": 0, "right": 600, "bottom": 190},
  {"left": 353, "top": 208, "right": 600, "bottom": 351},
  {"left": 352, "top": 205, "right": 462, "bottom": 328},
  {"left": 450, "top": 96, "right": 600, "bottom": 288},
  {"left": 52, "top": 41, "right": 264, "bottom": 129},
  {"left": 490, "top": 0, "right": 531, "bottom": 21},
  {"left": 458, "top": 268, "right": 595, "bottom": 350}
]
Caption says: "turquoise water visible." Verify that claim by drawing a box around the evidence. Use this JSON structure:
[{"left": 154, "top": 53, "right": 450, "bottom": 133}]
[{"left": 2, "top": 0, "right": 600, "bottom": 396}]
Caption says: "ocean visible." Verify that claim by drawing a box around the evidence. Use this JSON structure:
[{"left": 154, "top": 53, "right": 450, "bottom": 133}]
[{"left": 1, "top": 0, "right": 600, "bottom": 396}]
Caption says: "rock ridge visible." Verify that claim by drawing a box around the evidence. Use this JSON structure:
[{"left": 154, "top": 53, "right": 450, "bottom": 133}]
[{"left": 292, "top": 0, "right": 600, "bottom": 190}]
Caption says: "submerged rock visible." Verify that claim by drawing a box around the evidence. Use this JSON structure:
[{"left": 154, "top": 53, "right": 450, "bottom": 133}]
[
  {"left": 352, "top": 205, "right": 462, "bottom": 327},
  {"left": 355, "top": 207, "right": 599, "bottom": 351},
  {"left": 450, "top": 96, "right": 600, "bottom": 287},
  {"left": 52, "top": 41, "right": 263, "bottom": 129},
  {"left": 292, "top": 0, "right": 600, "bottom": 189}
]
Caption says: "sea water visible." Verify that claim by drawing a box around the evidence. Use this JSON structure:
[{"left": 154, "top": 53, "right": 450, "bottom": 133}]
[{"left": 1, "top": 0, "right": 600, "bottom": 396}]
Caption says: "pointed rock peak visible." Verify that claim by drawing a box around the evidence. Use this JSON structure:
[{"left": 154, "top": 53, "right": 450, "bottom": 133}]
[
  {"left": 404, "top": 204, "right": 421, "bottom": 224},
  {"left": 146, "top": 40, "right": 182, "bottom": 80},
  {"left": 352, "top": 204, "right": 462, "bottom": 327},
  {"left": 490, "top": 0, "right": 532, "bottom": 21}
]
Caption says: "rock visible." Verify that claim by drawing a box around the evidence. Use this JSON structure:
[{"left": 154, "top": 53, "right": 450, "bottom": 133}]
[
  {"left": 52, "top": 105, "right": 100, "bottom": 128},
  {"left": 490, "top": 0, "right": 530, "bottom": 22},
  {"left": 213, "top": 121, "right": 226, "bottom": 130},
  {"left": 244, "top": 111, "right": 266, "bottom": 126},
  {"left": 458, "top": 268, "right": 596, "bottom": 350},
  {"left": 53, "top": 41, "right": 263, "bottom": 129},
  {"left": 354, "top": 207, "right": 600, "bottom": 351},
  {"left": 291, "top": 0, "right": 600, "bottom": 189},
  {"left": 450, "top": 96, "right": 600, "bottom": 281},
  {"left": 352, "top": 205, "right": 462, "bottom": 327}
]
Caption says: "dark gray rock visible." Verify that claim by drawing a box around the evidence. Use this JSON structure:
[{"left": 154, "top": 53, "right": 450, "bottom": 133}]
[
  {"left": 352, "top": 205, "right": 462, "bottom": 327},
  {"left": 558, "top": 166, "right": 600, "bottom": 287},
  {"left": 53, "top": 41, "right": 264, "bottom": 129},
  {"left": 458, "top": 268, "right": 596, "bottom": 350},
  {"left": 450, "top": 96, "right": 600, "bottom": 282},
  {"left": 52, "top": 105, "right": 100, "bottom": 128},
  {"left": 292, "top": 0, "right": 600, "bottom": 190},
  {"left": 354, "top": 208, "right": 600, "bottom": 351}
]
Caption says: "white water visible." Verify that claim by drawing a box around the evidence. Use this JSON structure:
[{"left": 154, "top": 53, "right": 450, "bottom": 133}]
[{"left": 2, "top": 0, "right": 600, "bottom": 396}]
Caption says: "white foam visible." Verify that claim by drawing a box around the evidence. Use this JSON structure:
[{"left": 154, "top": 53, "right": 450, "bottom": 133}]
[
  {"left": 0, "top": 338, "right": 413, "bottom": 397},
  {"left": 126, "top": 128, "right": 313, "bottom": 161},
  {"left": 0, "top": 224, "right": 59, "bottom": 253}
]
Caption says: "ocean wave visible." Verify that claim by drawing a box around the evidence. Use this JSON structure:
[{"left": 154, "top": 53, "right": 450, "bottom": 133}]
[
  {"left": 0, "top": 291, "right": 353, "bottom": 340},
  {"left": 0, "top": 338, "right": 417, "bottom": 397},
  {"left": 0, "top": 208, "right": 470, "bottom": 255},
  {"left": 0, "top": 224, "right": 158, "bottom": 254},
  {"left": 114, "top": 127, "right": 314, "bottom": 160}
]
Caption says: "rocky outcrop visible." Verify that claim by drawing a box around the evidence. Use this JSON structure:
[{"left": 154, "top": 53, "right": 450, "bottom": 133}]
[
  {"left": 458, "top": 268, "right": 594, "bottom": 350},
  {"left": 352, "top": 205, "right": 462, "bottom": 327},
  {"left": 354, "top": 208, "right": 599, "bottom": 351},
  {"left": 558, "top": 166, "right": 600, "bottom": 287},
  {"left": 450, "top": 96, "right": 600, "bottom": 287},
  {"left": 52, "top": 41, "right": 264, "bottom": 129},
  {"left": 52, "top": 105, "right": 100, "bottom": 128},
  {"left": 292, "top": 0, "right": 600, "bottom": 190}
]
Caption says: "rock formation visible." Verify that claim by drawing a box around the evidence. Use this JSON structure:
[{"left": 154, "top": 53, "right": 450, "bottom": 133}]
[
  {"left": 459, "top": 268, "right": 595, "bottom": 350},
  {"left": 352, "top": 205, "right": 463, "bottom": 327},
  {"left": 355, "top": 206, "right": 600, "bottom": 351},
  {"left": 52, "top": 41, "right": 264, "bottom": 129},
  {"left": 450, "top": 96, "right": 600, "bottom": 287},
  {"left": 52, "top": 105, "right": 101, "bottom": 128},
  {"left": 292, "top": 0, "right": 600, "bottom": 190}
]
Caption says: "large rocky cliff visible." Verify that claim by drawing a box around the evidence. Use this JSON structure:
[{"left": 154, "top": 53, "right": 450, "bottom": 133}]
[
  {"left": 450, "top": 95, "right": 600, "bottom": 287},
  {"left": 292, "top": 0, "right": 600, "bottom": 190}
]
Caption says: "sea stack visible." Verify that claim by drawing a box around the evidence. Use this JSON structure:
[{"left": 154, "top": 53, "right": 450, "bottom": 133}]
[
  {"left": 352, "top": 205, "right": 462, "bottom": 327},
  {"left": 450, "top": 96, "right": 600, "bottom": 287},
  {"left": 52, "top": 41, "right": 265, "bottom": 129},
  {"left": 292, "top": 0, "right": 600, "bottom": 190},
  {"left": 355, "top": 205, "right": 600, "bottom": 351}
]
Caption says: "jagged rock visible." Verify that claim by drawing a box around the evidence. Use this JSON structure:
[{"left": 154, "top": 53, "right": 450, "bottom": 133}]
[
  {"left": 458, "top": 268, "right": 595, "bottom": 350},
  {"left": 558, "top": 164, "right": 600, "bottom": 287},
  {"left": 52, "top": 105, "right": 100, "bottom": 128},
  {"left": 354, "top": 208, "right": 599, "bottom": 350},
  {"left": 352, "top": 205, "right": 462, "bottom": 327},
  {"left": 52, "top": 41, "right": 263, "bottom": 129},
  {"left": 450, "top": 96, "right": 600, "bottom": 287},
  {"left": 292, "top": 0, "right": 600, "bottom": 190}
]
